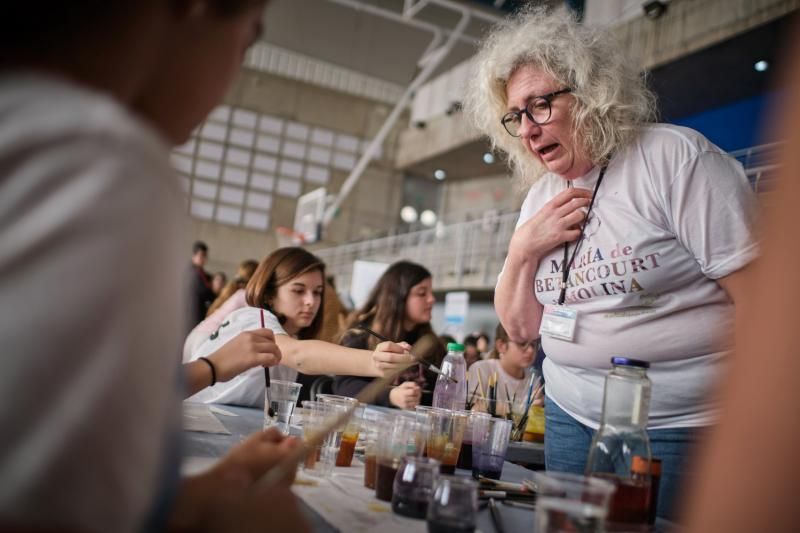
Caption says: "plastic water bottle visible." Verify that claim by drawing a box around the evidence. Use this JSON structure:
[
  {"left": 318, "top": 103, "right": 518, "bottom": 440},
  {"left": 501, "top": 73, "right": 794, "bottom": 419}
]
[{"left": 432, "top": 342, "right": 467, "bottom": 410}]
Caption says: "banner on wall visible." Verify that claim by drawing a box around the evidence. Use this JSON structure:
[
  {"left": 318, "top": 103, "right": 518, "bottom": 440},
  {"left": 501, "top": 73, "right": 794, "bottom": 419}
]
[{"left": 443, "top": 291, "right": 470, "bottom": 342}]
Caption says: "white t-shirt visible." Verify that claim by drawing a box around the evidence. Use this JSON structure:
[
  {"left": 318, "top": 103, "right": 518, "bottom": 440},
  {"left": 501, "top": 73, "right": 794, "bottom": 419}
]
[
  {"left": 182, "top": 288, "right": 248, "bottom": 360},
  {"left": 185, "top": 306, "right": 296, "bottom": 407},
  {"left": 509, "top": 124, "right": 758, "bottom": 430},
  {"left": 467, "top": 359, "right": 533, "bottom": 404},
  {"left": 0, "top": 74, "right": 185, "bottom": 531}
]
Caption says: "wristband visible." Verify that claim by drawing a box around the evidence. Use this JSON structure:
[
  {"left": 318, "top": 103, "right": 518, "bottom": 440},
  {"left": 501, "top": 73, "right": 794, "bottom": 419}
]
[{"left": 199, "top": 356, "right": 217, "bottom": 386}]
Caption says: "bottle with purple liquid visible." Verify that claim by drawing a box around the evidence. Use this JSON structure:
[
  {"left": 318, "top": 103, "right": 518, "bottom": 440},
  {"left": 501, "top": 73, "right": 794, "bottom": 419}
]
[{"left": 432, "top": 343, "right": 467, "bottom": 411}]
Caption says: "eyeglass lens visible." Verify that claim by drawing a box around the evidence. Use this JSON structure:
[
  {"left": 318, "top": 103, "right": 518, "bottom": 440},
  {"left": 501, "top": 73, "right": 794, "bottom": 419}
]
[{"left": 502, "top": 97, "right": 552, "bottom": 137}]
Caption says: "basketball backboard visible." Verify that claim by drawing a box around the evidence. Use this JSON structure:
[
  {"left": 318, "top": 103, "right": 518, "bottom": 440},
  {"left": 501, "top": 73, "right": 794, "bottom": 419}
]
[{"left": 293, "top": 187, "right": 326, "bottom": 244}]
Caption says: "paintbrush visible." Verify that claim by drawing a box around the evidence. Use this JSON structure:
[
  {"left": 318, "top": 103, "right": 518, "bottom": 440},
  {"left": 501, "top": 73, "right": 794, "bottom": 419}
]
[
  {"left": 488, "top": 497, "right": 506, "bottom": 533},
  {"left": 357, "top": 324, "right": 457, "bottom": 384},
  {"left": 257, "top": 334, "right": 439, "bottom": 488}
]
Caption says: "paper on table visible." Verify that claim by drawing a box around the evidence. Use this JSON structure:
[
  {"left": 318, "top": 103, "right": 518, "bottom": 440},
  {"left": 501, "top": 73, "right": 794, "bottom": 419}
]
[
  {"left": 292, "top": 459, "right": 426, "bottom": 533},
  {"left": 209, "top": 405, "right": 238, "bottom": 417},
  {"left": 183, "top": 402, "right": 231, "bottom": 434}
]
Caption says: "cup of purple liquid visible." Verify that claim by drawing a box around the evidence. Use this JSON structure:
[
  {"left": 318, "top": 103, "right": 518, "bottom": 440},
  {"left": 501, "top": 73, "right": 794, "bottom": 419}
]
[{"left": 471, "top": 416, "right": 512, "bottom": 480}]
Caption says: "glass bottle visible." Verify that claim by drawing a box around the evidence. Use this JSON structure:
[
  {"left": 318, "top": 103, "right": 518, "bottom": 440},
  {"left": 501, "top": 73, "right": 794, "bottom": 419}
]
[
  {"left": 585, "top": 357, "right": 652, "bottom": 525},
  {"left": 432, "top": 342, "right": 467, "bottom": 411}
]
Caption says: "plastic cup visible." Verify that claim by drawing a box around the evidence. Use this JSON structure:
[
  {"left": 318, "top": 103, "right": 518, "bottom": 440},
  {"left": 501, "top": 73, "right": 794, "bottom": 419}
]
[
  {"left": 376, "top": 414, "right": 422, "bottom": 501},
  {"left": 316, "top": 395, "right": 362, "bottom": 467},
  {"left": 415, "top": 405, "right": 437, "bottom": 456},
  {"left": 425, "top": 408, "right": 468, "bottom": 475},
  {"left": 391, "top": 456, "right": 440, "bottom": 519},
  {"left": 523, "top": 405, "right": 546, "bottom": 443},
  {"left": 361, "top": 411, "right": 390, "bottom": 489},
  {"left": 457, "top": 411, "right": 491, "bottom": 470},
  {"left": 264, "top": 379, "right": 302, "bottom": 434},
  {"left": 299, "top": 400, "right": 347, "bottom": 478},
  {"left": 532, "top": 472, "right": 616, "bottom": 533},
  {"left": 471, "top": 416, "right": 512, "bottom": 480},
  {"left": 426, "top": 475, "right": 479, "bottom": 532}
]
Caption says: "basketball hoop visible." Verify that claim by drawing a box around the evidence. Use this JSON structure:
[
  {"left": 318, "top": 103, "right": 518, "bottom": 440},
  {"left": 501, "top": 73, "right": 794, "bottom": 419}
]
[{"left": 275, "top": 226, "right": 306, "bottom": 248}]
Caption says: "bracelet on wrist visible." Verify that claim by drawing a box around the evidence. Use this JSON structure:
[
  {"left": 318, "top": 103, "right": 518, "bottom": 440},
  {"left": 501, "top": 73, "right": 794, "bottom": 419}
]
[{"left": 198, "top": 356, "right": 217, "bottom": 386}]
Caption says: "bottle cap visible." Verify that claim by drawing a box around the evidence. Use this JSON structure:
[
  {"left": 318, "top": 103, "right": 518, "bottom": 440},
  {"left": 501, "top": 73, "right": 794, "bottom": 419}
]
[
  {"left": 611, "top": 356, "right": 650, "bottom": 369},
  {"left": 446, "top": 342, "right": 465, "bottom": 352}
]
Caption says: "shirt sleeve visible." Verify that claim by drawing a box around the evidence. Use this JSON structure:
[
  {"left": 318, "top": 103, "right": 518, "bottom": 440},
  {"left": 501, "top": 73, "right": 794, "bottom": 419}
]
[{"left": 665, "top": 150, "right": 759, "bottom": 279}]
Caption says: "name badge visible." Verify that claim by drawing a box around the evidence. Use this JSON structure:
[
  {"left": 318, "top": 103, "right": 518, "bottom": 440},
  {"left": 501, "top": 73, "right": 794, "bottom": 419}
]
[{"left": 539, "top": 304, "right": 578, "bottom": 342}]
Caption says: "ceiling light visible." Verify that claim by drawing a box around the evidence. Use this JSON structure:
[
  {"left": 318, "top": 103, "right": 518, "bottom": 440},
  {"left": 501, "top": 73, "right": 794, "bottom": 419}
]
[
  {"left": 483, "top": 152, "right": 495, "bottom": 164},
  {"left": 420, "top": 210, "right": 437, "bottom": 227},
  {"left": 400, "top": 206, "right": 418, "bottom": 224},
  {"left": 434, "top": 169, "right": 446, "bottom": 180},
  {"left": 754, "top": 60, "right": 769, "bottom": 72}
]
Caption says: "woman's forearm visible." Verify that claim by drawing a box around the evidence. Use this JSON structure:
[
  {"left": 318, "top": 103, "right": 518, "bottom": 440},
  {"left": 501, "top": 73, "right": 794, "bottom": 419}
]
[
  {"left": 276, "top": 336, "right": 378, "bottom": 376},
  {"left": 495, "top": 250, "right": 543, "bottom": 342}
]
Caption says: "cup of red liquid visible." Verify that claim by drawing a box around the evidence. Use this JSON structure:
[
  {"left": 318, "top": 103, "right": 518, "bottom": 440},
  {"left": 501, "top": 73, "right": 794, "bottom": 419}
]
[
  {"left": 375, "top": 414, "right": 422, "bottom": 501},
  {"left": 361, "top": 412, "right": 390, "bottom": 490},
  {"left": 316, "top": 395, "right": 362, "bottom": 467},
  {"left": 457, "top": 411, "right": 491, "bottom": 471}
]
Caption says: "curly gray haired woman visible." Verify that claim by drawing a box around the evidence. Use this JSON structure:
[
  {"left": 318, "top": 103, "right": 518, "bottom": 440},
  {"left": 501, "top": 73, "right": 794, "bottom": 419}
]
[
  {"left": 465, "top": 6, "right": 657, "bottom": 187},
  {"left": 469, "top": 6, "right": 759, "bottom": 523}
]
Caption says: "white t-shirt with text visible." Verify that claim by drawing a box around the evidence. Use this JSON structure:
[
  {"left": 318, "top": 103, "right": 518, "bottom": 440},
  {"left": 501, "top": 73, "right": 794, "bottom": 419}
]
[{"left": 509, "top": 124, "right": 758, "bottom": 429}]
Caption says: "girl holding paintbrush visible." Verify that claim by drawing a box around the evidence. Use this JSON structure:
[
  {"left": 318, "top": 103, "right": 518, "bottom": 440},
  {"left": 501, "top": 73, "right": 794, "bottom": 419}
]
[
  {"left": 186, "top": 247, "right": 413, "bottom": 407},
  {"left": 333, "top": 261, "right": 446, "bottom": 409}
]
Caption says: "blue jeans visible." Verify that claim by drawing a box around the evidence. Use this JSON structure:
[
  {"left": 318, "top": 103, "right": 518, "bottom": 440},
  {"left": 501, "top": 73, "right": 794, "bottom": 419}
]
[{"left": 544, "top": 396, "right": 701, "bottom": 521}]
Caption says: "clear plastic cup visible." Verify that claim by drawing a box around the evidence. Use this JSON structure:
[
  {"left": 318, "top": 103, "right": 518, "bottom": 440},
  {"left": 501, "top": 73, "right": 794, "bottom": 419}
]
[
  {"left": 457, "top": 411, "right": 491, "bottom": 470},
  {"left": 425, "top": 408, "right": 468, "bottom": 475},
  {"left": 426, "top": 475, "right": 479, "bottom": 532},
  {"left": 391, "top": 456, "right": 440, "bottom": 519},
  {"left": 376, "top": 413, "right": 422, "bottom": 501},
  {"left": 264, "top": 379, "right": 302, "bottom": 434},
  {"left": 532, "top": 472, "right": 616, "bottom": 533},
  {"left": 299, "top": 400, "right": 347, "bottom": 478},
  {"left": 471, "top": 416, "right": 512, "bottom": 480},
  {"left": 362, "top": 411, "right": 390, "bottom": 489},
  {"left": 315, "top": 395, "right": 362, "bottom": 467}
]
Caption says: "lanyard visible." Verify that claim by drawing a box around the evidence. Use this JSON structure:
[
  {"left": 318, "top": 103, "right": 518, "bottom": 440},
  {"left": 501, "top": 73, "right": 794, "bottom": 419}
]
[{"left": 558, "top": 163, "right": 608, "bottom": 305}]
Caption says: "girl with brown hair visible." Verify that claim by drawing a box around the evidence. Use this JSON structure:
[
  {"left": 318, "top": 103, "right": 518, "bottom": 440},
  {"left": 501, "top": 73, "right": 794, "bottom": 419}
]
[
  {"left": 186, "top": 247, "right": 407, "bottom": 407},
  {"left": 333, "top": 261, "right": 445, "bottom": 409}
]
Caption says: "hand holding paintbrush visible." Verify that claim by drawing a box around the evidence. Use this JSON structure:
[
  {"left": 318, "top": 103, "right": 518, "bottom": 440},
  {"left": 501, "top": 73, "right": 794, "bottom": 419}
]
[{"left": 357, "top": 324, "right": 457, "bottom": 384}]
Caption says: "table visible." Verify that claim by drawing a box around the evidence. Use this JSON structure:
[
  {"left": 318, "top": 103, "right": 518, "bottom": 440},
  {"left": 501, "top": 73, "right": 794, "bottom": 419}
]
[
  {"left": 182, "top": 403, "right": 675, "bottom": 532},
  {"left": 182, "top": 402, "right": 538, "bottom": 532}
]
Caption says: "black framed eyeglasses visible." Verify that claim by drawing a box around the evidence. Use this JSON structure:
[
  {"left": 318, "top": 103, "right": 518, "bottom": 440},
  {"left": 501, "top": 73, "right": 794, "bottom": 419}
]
[
  {"left": 509, "top": 339, "right": 539, "bottom": 351},
  {"left": 501, "top": 88, "right": 572, "bottom": 137}
]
